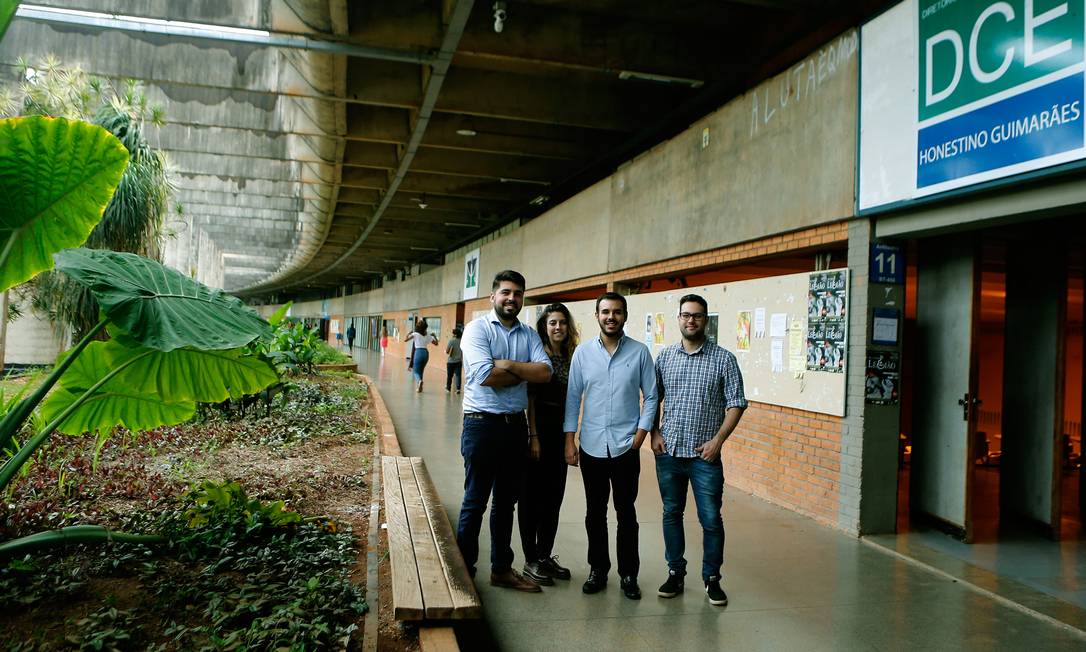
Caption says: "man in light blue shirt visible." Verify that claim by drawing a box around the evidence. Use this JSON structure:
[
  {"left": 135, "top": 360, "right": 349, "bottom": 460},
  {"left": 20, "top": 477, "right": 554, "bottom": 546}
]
[
  {"left": 564, "top": 292, "right": 658, "bottom": 600},
  {"left": 457, "top": 270, "right": 553, "bottom": 592}
]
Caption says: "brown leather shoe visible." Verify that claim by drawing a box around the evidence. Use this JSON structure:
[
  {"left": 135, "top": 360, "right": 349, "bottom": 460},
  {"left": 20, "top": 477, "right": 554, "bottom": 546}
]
[{"left": 490, "top": 569, "right": 542, "bottom": 592}]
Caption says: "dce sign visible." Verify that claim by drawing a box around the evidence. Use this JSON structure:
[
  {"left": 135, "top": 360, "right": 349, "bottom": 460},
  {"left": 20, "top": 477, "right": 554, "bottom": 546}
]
[
  {"left": 921, "top": 0, "right": 1082, "bottom": 119},
  {"left": 859, "top": 1, "right": 1086, "bottom": 210}
]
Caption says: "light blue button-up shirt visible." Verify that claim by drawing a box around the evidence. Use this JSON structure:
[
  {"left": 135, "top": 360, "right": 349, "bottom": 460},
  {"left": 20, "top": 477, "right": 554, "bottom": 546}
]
[
  {"left": 563, "top": 334, "right": 659, "bottom": 458},
  {"left": 461, "top": 309, "right": 552, "bottom": 414}
]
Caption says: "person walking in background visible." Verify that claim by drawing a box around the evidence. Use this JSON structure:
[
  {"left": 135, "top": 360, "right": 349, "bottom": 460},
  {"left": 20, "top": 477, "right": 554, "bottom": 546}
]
[
  {"left": 652, "top": 294, "right": 747, "bottom": 607},
  {"left": 457, "top": 270, "right": 552, "bottom": 592},
  {"left": 405, "top": 319, "right": 438, "bottom": 392},
  {"left": 380, "top": 328, "right": 388, "bottom": 356},
  {"left": 564, "top": 292, "right": 658, "bottom": 600},
  {"left": 346, "top": 321, "right": 356, "bottom": 350},
  {"left": 519, "top": 303, "right": 579, "bottom": 586},
  {"left": 446, "top": 326, "right": 464, "bottom": 394}
]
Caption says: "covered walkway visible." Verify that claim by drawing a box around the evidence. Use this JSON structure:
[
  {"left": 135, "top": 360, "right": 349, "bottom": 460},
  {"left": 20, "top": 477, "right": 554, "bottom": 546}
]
[{"left": 354, "top": 349, "right": 1085, "bottom": 650}]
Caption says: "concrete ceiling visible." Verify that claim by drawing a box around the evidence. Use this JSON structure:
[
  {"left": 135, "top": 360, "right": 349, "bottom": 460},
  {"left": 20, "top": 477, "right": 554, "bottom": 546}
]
[{"left": 1, "top": 0, "right": 890, "bottom": 299}]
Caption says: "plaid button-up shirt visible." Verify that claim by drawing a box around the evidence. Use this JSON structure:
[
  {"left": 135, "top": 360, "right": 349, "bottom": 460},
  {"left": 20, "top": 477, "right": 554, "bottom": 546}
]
[{"left": 655, "top": 341, "right": 748, "bottom": 458}]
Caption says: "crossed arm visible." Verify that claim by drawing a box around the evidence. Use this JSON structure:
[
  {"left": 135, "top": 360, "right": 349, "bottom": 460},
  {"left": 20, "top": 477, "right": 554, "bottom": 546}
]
[{"left": 481, "top": 359, "right": 552, "bottom": 386}]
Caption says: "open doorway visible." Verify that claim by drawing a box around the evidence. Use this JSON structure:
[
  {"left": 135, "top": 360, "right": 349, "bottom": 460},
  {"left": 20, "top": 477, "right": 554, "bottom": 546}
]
[{"left": 897, "top": 221, "right": 1083, "bottom": 541}]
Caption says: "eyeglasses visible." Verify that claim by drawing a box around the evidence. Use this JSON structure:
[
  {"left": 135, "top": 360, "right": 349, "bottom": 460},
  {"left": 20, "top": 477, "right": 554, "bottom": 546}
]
[{"left": 678, "top": 312, "right": 707, "bottom": 322}]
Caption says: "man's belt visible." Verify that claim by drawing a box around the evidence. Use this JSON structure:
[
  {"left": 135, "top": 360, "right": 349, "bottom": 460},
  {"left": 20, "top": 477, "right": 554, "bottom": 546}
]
[{"left": 464, "top": 411, "right": 525, "bottom": 424}]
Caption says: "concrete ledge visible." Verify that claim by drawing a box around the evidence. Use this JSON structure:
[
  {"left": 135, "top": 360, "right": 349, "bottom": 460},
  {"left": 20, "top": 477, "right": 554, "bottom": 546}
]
[{"left": 318, "top": 363, "right": 358, "bottom": 372}]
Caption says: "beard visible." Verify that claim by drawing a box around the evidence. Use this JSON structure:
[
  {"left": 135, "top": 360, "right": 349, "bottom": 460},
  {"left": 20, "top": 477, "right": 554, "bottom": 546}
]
[{"left": 495, "top": 300, "right": 520, "bottom": 318}]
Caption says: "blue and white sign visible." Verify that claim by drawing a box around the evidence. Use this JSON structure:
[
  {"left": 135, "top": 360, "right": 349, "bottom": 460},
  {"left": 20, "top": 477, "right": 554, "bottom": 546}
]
[
  {"left": 870, "top": 243, "right": 906, "bottom": 284},
  {"left": 859, "top": 0, "right": 1086, "bottom": 211}
]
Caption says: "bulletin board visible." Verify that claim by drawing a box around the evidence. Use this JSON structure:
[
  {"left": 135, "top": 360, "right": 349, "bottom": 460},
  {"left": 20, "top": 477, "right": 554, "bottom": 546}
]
[{"left": 531, "top": 270, "right": 848, "bottom": 417}]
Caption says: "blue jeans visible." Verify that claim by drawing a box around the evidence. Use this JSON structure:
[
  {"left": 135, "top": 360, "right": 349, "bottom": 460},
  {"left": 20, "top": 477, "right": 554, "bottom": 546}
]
[
  {"left": 411, "top": 348, "right": 429, "bottom": 382},
  {"left": 456, "top": 415, "right": 527, "bottom": 574},
  {"left": 655, "top": 452, "right": 725, "bottom": 581}
]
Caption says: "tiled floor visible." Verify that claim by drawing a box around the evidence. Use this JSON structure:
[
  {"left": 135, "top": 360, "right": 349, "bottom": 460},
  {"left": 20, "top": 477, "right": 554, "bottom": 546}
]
[{"left": 353, "top": 349, "right": 1086, "bottom": 651}]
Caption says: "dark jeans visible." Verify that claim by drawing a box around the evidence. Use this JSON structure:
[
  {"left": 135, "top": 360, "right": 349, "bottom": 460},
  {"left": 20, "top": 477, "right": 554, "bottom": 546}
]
[
  {"left": 456, "top": 414, "right": 528, "bottom": 574},
  {"left": 517, "top": 410, "right": 568, "bottom": 561},
  {"left": 580, "top": 446, "right": 640, "bottom": 578},
  {"left": 655, "top": 452, "right": 725, "bottom": 581},
  {"left": 445, "top": 362, "right": 462, "bottom": 391}
]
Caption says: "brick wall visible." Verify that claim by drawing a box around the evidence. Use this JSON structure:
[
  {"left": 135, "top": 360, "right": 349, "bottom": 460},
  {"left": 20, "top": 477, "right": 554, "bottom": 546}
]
[{"left": 724, "top": 402, "right": 843, "bottom": 529}]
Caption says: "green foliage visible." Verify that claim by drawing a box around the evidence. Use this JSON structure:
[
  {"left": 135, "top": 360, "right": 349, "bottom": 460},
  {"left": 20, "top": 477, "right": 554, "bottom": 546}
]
[
  {"left": 184, "top": 480, "right": 301, "bottom": 531},
  {"left": 66, "top": 606, "right": 136, "bottom": 652},
  {"left": 36, "top": 336, "right": 277, "bottom": 436},
  {"left": 266, "top": 300, "right": 293, "bottom": 327},
  {"left": 258, "top": 320, "right": 322, "bottom": 376},
  {"left": 0, "top": 117, "right": 128, "bottom": 291},
  {"left": 54, "top": 249, "right": 269, "bottom": 352},
  {"left": 0, "top": 2, "right": 17, "bottom": 43},
  {"left": 8, "top": 60, "right": 174, "bottom": 339},
  {"left": 313, "top": 339, "right": 353, "bottom": 365}
]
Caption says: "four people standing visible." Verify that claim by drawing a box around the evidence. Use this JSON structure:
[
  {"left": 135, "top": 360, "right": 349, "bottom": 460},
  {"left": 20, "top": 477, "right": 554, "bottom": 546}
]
[{"left": 444, "top": 284, "right": 747, "bottom": 604}]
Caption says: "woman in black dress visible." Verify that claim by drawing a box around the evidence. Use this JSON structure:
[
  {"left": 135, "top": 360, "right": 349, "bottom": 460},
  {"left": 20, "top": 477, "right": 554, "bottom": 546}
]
[{"left": 519, "top": 303, "right": 579, "bottom": 585}]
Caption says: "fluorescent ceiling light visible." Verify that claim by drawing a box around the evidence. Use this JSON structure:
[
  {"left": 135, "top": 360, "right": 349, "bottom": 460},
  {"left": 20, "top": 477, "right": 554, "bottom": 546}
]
[
  {"left": 618, "top": 70, "right": 704, "bottom": 89},
  {"left": 384, "top": 259, "right": 408, "bottom": 264},
  {"left": 455, "top": 128, "right": 477, "bottom": 136},
  {"left": 410, "top": 246, "right": 439, "bottom": 252},
  {"left": 444, "top": 221, "right": 480, "bottom": 228}
]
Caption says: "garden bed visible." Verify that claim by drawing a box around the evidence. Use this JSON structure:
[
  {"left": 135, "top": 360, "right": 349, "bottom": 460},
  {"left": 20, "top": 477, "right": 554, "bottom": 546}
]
[{"left": 0, "top": 374, "right": 376, "bottom": 650}]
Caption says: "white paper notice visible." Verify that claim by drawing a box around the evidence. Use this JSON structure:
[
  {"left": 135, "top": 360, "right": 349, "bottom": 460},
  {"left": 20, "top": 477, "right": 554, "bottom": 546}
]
[
  {"left": 754, "top": 308, "right": 766, "bottom": 338},
  {"left": 771, "top": 338, "right": 784, "bottom": 373},
  {"left": 769, "top": 313, "right": 787, "bottom": 338},
  {"left": 873, "top": 314, "right": 898, "bottom": 344}
]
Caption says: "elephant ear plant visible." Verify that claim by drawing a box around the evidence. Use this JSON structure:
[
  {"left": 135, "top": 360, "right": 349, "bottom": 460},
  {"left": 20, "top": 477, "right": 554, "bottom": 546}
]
[
  {"left": 0, "top": 250, "right": 277, "bottom": 556},
  {"left": 0, "top": 116, "right": 278, "bottom": 557}
]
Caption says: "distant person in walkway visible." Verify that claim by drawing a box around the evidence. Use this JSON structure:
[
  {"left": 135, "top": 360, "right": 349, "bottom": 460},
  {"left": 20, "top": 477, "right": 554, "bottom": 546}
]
[
  {"left": 445, "top": 327, "right": 463, "bottom": 394},
  {"left": 564, "top": 292, "right": 658, "bottom": 600},
  {"left": 519, "top": 303, "right": 579, "bottom": 586},
  {"left": 380, "top": 328, "right": 388, "bottom": 356},
  {"left": 652, "top": 294, "right": 747, "bottom": 607},
  {"left": 404, "top": 320, "right": 438, "bottom": 392},
  {"left": 457, "top": 270, "right": 553, "bottom": 592},
  {"left": 346, "top": 322, "right": 356, "bottom": 350}
]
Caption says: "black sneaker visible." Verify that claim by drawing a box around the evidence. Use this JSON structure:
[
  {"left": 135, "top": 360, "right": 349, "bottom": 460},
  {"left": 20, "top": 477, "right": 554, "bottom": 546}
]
[
  {"left": 620, "top": 576, "right": 641, "bottom": 600},
  {"left": 537, "top": 555, "right": 571, "bottom": 581},
  {"left": 657, "top": 570, "right": 684, "bottom": 598},
  {"left": 522, "top": 560, "right": 555, "bottom": 586},
  {"left": 582, "top": 569, "right": 607, "bottom": 594},
  {"left": 705, "top": 576, "right": 728, "bottom": 606}
]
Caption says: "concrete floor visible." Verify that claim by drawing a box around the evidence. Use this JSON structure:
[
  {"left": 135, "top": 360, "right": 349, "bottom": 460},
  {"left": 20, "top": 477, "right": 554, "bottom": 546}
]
[{"left": 353, "top": 349, "right": 1086, "bottom": 651}]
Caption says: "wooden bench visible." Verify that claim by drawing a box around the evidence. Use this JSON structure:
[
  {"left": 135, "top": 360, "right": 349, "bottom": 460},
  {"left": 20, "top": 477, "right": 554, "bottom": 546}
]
[{"left": 382, "top": 456, "right": 482, "bottom": 623}]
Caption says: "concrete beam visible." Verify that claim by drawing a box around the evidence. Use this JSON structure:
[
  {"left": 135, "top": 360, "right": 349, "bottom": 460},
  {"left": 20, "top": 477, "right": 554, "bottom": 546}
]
[{"left": 344, "top": 58, "right": 687, "bottom": 130}]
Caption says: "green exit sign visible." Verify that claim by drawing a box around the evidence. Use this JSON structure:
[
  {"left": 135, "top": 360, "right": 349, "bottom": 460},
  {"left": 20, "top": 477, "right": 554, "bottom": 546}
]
[{"left": 919, "top": 0, "right": 1083, "bottom": 121}]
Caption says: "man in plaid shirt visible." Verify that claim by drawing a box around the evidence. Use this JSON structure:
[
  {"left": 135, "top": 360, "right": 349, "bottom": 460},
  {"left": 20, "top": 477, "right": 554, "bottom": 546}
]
[{"left": 651, "top": 293, "right": 747, "bottom": 606}]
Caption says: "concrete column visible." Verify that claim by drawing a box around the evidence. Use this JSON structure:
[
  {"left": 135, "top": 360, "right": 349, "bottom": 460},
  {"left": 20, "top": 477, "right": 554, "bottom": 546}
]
[{"left": 839, "top": 219, "right": 905, "bottom": 535}]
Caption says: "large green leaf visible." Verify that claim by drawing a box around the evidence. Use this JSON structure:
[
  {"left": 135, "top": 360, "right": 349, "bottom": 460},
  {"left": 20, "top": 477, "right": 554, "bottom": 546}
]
[
  {"left": 107, "top": 340, "right": 279, "bottom": 402},
  {"left": 0, "top": 117, "right": 128, "bottom": 291},
  {"left": 0, "top": 2, "right": 17, "bottom": 42},
  {"left": 42, "top": 341, "right": 195, "bottom": 435},
  {"left": 44, "top": 385, "right": 194, "bottom": 435},
  {"left": 53, "top": 248, "right": 269, "bottom": 351}
]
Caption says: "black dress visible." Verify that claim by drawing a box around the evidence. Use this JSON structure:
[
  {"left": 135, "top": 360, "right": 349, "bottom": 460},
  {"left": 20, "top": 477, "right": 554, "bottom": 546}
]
[{"left": 518, "top": 351, "right": 570, "bottom": 562}]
